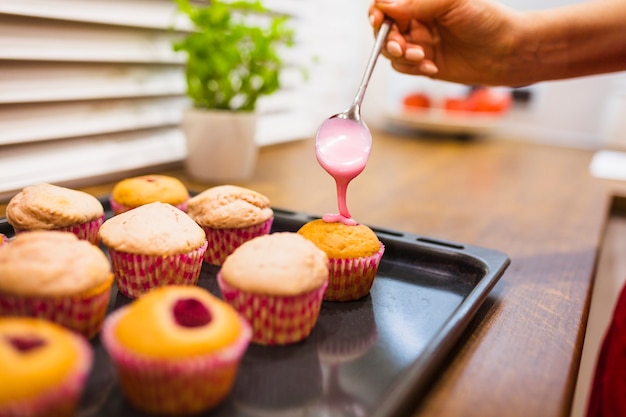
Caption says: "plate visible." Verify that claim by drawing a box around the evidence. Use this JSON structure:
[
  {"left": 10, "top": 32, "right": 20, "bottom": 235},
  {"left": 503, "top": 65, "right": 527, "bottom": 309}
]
[
  {"left": 386, "top": 108, "right": 505, "bottom": 137},
  {"left": 0, "top": 200, "right": 510, "bottom": 417}
]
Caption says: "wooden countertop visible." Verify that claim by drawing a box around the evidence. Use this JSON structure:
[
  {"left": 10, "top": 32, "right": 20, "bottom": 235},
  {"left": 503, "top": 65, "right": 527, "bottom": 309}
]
[{"left": 3, "top": 130, "right": 626, "bottom": 417}]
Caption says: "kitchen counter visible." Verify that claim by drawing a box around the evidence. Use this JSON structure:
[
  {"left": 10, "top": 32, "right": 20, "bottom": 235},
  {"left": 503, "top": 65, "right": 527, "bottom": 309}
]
[{"left": 2, "top": 130, "right": 626, "bottom": 417}]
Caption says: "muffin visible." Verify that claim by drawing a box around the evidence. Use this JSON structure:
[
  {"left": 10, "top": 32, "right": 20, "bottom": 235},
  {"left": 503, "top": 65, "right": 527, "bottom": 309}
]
[
  {"left": 98, "top": 202, "right": 207, "bottom": 299},
  {"left": 110, "top": 174, "right": 189, "bottom": 215},
  {"left": 0, "top": 317, "right": 93, "bottom": 417},
  {"left": 187, "top": 185, "right": 274, "bottom": 266},
  {"left": 0, "top": 231, "right": 113, "bottom": 339},
  {"left": 297, "top": 219, "right": 385, "bottom": 301},
  {"left": 101, "top": 285, "right": 251, "bottom": 415},
  {"left": 217, "top": 232, "right": 329, "bottom": 345},
  {"left": 5, "top": 183, "right": 104, "bottom": 245}
]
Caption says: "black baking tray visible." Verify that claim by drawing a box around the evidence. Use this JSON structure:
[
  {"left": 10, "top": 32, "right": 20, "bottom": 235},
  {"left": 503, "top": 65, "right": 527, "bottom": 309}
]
[{"left": 0, "top": 198, "right": 510, "bottom": 417}]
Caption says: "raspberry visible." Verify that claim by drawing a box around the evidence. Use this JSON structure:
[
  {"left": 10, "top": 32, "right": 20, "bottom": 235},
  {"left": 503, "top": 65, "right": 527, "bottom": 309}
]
[
  {"left": 7, "top": 335, "right": 45, "bottom": 352},
  {"left": 173, "top": 298, "right": 212, "bottom": 327}
]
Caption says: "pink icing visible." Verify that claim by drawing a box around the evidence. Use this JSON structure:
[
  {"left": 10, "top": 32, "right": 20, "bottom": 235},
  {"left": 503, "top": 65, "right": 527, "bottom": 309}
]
[{"left": 315, "top": 117, "right": 371, "bottom": 226}]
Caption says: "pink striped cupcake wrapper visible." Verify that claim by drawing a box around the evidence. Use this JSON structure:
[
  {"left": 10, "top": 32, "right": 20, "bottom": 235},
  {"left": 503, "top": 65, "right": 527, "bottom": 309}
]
[
  {"left": 217, "top": 272, "right": 328, "bottom": 346},
  {"left": 109, "top": 197, "right": 189, "bottom": 216},
  {"left": 101, "top": 308, "right": 252, "bottom": 415},
  {"left": 0, "top": 277, "right": 113, "bottom": 339},
  {"left": 108, "top": 240, "right": 208, "bottom": 299},
  {"left": 12, "top": 214, "right": 104, "bottom": 246},
  {"left": 202, "top": 217, "right": 273, "bottom": 266},
  {"left": 0, "top": 335, "right": 93, "bottom": 417},
  {"left": 324, "top": 243, "right": 385, "bottom": 302}
]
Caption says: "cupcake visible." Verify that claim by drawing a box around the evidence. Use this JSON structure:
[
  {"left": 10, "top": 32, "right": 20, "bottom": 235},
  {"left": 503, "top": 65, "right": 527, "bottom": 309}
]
[
  {"left": 98, "top": 202, "right": 207, "bottom": 299},
  {"left": 0, "top": 231, "right": 113, "bottom": 339},
  {"left": 110, "top": 174, "right": 189, "bottom": 215},
  {"left": 187, "top": 185, "right": 274, "bottom": 266},
  {"left": 297, "top": 219, "right": 385, "bottom": 302},
  {"left": 0, "top": 317, "right": 93, "bottom": 417},
  {"left": 101, "top": 285, "right": 251, "bottom": 415},
  {"left": 217, "top": 232, "right": 329, "bottom": 345},
  {"left": 5, "top": 183, "right": 104, "bottom": 245}
]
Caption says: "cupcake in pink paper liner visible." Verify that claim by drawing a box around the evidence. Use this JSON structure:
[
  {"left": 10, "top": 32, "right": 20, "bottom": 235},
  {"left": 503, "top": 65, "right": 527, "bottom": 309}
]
[
  {"left": 0, "top": 317, "right": 93, "bottom": 417},
  {"left": 0, "top": 231, "right": 113, "bottom": 339},
  {"left": 98, "top": 202, "right": 207, "bottom": 299},
  {"left": 109, "top": 174, "right": 190, "bottom": 215},
  {"left": 298, "top": 219, "right": 385, "bottom": 302},
  {"left": 6, "top": 183, "right": 105, "bottom": 245},
  {"left": 187, "top": 185, "right": 274, "bottom": 266},
  {"left": 101, "top": 285, "right": 251, "bottom": 415},
  {"left": 218, "top": 232, "right": 329, "bottom": 345}
]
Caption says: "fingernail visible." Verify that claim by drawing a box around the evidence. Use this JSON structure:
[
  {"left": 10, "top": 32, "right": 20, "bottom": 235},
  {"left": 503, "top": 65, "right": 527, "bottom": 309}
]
[
  {"left": 387, "top": 41, "right": 403, "bottom": 57},
  {"left": 420, "top": 62, "right": 439, "bottom": 75},
  {"left": 405, "top": 48, "right": 425, "bottom": 61}
]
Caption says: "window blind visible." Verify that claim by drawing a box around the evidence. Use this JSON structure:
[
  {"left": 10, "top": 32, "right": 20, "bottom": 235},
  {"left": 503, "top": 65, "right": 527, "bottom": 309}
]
[{"left": 0, "top": 0, "right": 369, "bottom": 202}]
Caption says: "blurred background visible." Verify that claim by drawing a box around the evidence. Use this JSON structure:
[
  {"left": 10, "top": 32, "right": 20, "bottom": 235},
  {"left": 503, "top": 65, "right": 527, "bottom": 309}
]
[{"left": 1, "top": 0, "right": 625, "bottom": 201}]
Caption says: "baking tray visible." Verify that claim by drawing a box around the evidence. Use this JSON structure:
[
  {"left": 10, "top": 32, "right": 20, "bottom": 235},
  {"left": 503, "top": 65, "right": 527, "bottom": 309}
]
[{"left": 0, "top": 198, "right": 510, "bottom": 417}]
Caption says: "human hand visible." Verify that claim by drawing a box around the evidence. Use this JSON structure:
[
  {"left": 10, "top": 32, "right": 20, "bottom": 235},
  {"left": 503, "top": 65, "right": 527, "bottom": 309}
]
[{"left": 369, "top": 0, "right": 525, "bottom": 86}]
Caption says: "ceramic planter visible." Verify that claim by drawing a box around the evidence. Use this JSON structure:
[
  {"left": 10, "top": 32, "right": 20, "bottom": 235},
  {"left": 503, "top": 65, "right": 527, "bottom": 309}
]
[{"left": 181, "top": 108, "right": 258, "bottom": 181}]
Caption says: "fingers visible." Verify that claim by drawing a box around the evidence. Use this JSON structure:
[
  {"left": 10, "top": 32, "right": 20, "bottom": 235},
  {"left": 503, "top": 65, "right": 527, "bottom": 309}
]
[{"left": 393, "top": 59, "right": 439, "bottom": 77}]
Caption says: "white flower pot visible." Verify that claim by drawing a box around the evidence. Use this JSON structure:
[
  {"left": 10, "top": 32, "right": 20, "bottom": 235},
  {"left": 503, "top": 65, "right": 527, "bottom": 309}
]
[{"left": 181, "top": 108, "right": 258, "bottom": 182}]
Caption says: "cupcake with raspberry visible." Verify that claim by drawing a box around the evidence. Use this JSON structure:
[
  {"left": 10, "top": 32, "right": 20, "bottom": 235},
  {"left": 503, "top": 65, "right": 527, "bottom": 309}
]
[
  {"left": 218, "top": 232, "right": 329, "bottom": 345},
  {"left": 109, "top": 174, "right": 190, "bottom": 215},
  {"left": 186, "top": 185, "right": 274, "bottom": 266},
  {"left": 101, "top": 285, "right": 251, "bottom": 415},
  {"left": 6, "top": 183, "right": 104, "bottom": 245},
  {"left": 0, "top": 317, "right": 93, "bottom": 417},
  {"left": 0, "top": 231, "right": 113, "bottom": 339},
  {"left": 297, "top": 219, "right": 385, "bottom": 301}
]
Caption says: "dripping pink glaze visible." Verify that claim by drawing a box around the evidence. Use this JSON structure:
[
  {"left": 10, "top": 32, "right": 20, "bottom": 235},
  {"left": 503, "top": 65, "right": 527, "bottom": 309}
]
[{"left": 315, "top": 117, "right": 371, "bottom": 226}]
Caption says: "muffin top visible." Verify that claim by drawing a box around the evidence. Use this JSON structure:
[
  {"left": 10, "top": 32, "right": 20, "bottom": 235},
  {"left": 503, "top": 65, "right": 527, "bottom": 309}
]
[
  {"left": 98, "top": 202, "right": 206, "bottom": 256},
  {"left": 297, "top": 219, "right": 381, "bottom": 259},
  {"left": 0, "top": 317, "right": 92, "bottom": 403},
  {"left": 6, "top": 183, "right": 104, "bottom": 230},
  {"left": 220, "top": 232, "right": 329, "bottom": 296},
  {"left": 111, "top": 174, "right": 189, "bottom": 207},
  {"left": 187, "top": 185, "right": 273, "bottom": 229},
  {"left": 0, "top": 231, "right": 113, "bottom": 296},
  {"left": 111, "top": 285, "right": 248, "bottom": 359}
]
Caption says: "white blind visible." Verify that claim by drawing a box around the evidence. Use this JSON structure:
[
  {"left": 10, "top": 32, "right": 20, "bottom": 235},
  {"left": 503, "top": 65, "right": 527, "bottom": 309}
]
[{"left": 0, "top": 0, "right": 366, "bottom": 202}]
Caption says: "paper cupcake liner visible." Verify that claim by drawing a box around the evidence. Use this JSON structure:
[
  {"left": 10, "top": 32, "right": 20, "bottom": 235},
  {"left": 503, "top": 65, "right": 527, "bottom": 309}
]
[
  {"left": 324, "top": 243, "right": 385, "bottom": 302},
  {"left": 109, "top": 197, "right": 189, "bottom": 216},
  {"left": 0, "top": 327, "right": 93, "bottom": 417},
  {"left": 12, "top": 215, "right": 104, "bottom": 246},
  {"left": 217, "top": 272, "right": 328, "bottom": 345},
  {"left": 202, "top": 217, "right": 273, "bottom": 266},
  {"left": 101, "top": 308, "right": 252, "bottom": 415},
  {"left": 108, "top": 240, "right": 208, "bottom": 299},
  {"left": 0, "top": 275, "right": 113, "bottom": 339}
]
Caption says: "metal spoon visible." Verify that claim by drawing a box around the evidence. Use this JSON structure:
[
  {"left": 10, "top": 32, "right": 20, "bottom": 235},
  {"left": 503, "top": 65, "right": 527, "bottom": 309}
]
[{"left": 315, "top": 18, "right": 392, "bottom": 223}]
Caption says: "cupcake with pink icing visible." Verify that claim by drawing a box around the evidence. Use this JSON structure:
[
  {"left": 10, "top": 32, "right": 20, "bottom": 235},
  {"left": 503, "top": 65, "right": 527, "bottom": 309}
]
[
  {"left": 5, "top": 183, "right": 104, "bottom": 245},
  {"left": 98, "top": 202, "right": 207, "bottom": 299},
  {"left": 217, "top": 232, "right": 329, "bottom": 345},
  {"left": 0, "top": 317, "right": 93, "bottom": 417},
  {"left": 187, "top": 185, "right": 274, "bottom": 266},
  {"left": 297, "top": 219, "right": 384, "bottom": 302}
]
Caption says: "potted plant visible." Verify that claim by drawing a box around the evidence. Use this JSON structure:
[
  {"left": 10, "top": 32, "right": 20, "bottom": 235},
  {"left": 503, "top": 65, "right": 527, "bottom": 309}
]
[{"left": 172, "top": 0, "right": 295, "bottom": 181}]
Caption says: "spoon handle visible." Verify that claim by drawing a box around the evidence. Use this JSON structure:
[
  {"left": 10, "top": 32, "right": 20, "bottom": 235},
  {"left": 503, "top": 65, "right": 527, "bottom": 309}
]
[{"left": 350, "top": 18, "right": 392, "bottom": 112}]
